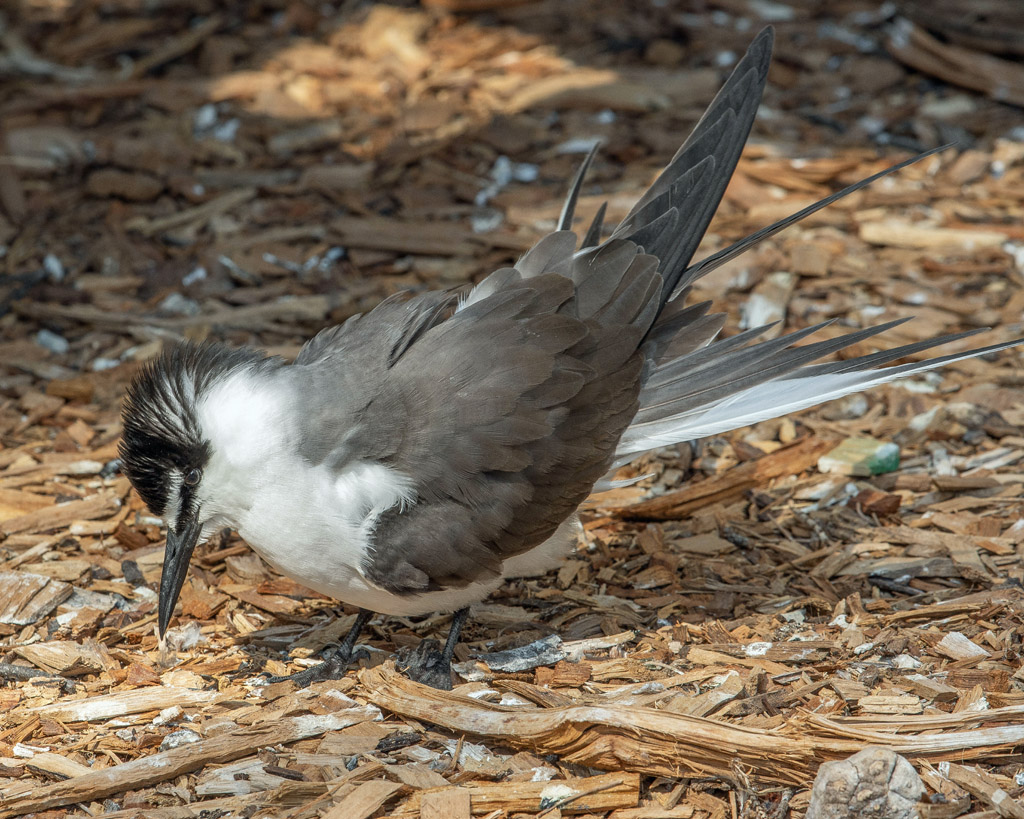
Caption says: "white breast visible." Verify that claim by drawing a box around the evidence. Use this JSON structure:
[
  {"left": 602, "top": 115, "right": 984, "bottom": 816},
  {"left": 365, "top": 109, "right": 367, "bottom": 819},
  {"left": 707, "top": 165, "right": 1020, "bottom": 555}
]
[{"left": 234, "top": 458, "right": 421, "bottom": 613}]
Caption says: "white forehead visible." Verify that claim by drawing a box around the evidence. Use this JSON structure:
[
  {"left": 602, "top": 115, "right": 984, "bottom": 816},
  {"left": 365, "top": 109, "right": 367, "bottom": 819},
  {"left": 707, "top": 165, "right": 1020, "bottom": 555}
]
[{"left": 196, "top": 368, "right": 288, "bottom": 467}]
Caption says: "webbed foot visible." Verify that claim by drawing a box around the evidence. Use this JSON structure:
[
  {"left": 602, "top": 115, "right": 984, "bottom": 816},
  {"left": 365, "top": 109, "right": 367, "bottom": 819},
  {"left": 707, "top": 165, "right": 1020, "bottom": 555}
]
[
  {"left": 396, "top": 638, "right": 455, "bottom": 690},
  {"left": 263, "top": 646, "right": 353, "bottom": 687},
  {"left": 261, "top": 609, "right": 372, "bottom": 689},
  {"left": 395, "top": 607, "right": 470, "bottom": 690}
]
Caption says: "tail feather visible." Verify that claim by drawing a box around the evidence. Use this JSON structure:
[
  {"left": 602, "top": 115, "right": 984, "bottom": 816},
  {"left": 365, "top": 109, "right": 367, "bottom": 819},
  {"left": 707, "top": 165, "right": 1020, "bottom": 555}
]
[
  {"left": 557, "top": 143, "right": 600, "bottom": 232},
  {"left": 614, "top": 337, "right": 1020, "bottom": 467},
  {"left": 616, "top": 30, "right": 773, "bottom": 307},
  {"left": 557, "top": 28, "right": 773, "bottom": 307},
  {"left": 636, "top": 318, "right": 915, "bottom": 419},
  {"left": 797, "top": 327, "right": 989, "bottom": 378},
  {"left": 642, "top": 321, "right": 828, "bottom": 392}
]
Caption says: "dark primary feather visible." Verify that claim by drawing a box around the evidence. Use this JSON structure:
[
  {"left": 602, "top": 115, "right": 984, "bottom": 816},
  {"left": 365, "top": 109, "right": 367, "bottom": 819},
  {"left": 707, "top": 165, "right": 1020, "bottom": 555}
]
[
  {"left": 557, "top": 143, "right": 600, "bottom": 232},
  {"left": 614, "top": 27, "right": 773, "bottom": 308},
  {"left": 682, "top": 143, "right": 952, "bottom": 285}
]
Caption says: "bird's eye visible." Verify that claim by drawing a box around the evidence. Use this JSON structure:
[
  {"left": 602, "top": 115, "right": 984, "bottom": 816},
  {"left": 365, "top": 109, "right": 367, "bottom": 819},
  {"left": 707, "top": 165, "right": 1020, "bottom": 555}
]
[{"left": 183, "top": 467, "right": 202, "bottom": 487}]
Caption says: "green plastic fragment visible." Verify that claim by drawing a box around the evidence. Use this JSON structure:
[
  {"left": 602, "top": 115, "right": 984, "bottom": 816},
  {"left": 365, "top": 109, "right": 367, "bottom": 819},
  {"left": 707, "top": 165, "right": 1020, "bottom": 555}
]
[{"left": 817, "top": 437, "right": 900, "bottom": 477}]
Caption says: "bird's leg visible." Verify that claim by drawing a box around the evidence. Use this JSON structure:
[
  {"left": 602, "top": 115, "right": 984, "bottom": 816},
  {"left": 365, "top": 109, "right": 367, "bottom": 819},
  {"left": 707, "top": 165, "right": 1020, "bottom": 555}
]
[
  {"left": 264, "top": 608, "right": 372, "bottom": 687},
  {"left": 399, "top": 607, "right": 469, "bottom": 691}
]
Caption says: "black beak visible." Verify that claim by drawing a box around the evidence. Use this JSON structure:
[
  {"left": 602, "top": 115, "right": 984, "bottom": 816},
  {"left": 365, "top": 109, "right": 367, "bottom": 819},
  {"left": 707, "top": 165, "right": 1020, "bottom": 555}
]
[{"left": 158, "top": 508, "right": 202, "bottom": 638}]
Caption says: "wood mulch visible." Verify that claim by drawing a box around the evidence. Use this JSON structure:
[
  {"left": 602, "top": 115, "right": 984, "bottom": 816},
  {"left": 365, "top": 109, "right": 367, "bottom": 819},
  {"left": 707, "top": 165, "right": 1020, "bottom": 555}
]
[{"left": 2, "top": 2, "right": 1024, "bottom": 817}]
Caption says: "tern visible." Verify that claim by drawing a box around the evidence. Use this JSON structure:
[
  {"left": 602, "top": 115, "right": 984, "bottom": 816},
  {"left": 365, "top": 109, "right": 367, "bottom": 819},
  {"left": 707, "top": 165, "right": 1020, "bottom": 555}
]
[{"left": 119, "top": 27, "right": 1019, "bottom": 688}]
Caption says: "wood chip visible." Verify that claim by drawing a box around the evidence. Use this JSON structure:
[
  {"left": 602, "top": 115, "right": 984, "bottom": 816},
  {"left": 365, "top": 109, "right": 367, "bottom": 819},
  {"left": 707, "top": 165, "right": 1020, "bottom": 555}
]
[
  {"left": 420, "top": 787, "right": 471, "bottom": 819},
  {"left": 0, "top": 492, "right": 120, "bottom": 536},
  {"left": 935, "top": 632, "right": 989, "bottom": 662},
  {"left": 321, "top": 779, "right": 403, "bottom": 819},
  {"left": 400, "top": 772, "right": 639, "bottom": 816},
  {"left": 0, "top": 571, "right": 72, "bottom": 625},
  {"left": 943, "top": 763, "right": 1024, "bottom": 819},
  {"left": 620, "top": 437, "right": 835, "bottom": 519}
]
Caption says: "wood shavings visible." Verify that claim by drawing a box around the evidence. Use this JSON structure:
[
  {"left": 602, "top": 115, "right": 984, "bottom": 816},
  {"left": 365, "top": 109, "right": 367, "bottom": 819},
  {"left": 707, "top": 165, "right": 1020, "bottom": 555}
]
[
  {"left": 0, "top": 708, "right": 379, "bottom": 818},
  {"left": 1, "top": 4, "right": 1024, "bottom": 817}
]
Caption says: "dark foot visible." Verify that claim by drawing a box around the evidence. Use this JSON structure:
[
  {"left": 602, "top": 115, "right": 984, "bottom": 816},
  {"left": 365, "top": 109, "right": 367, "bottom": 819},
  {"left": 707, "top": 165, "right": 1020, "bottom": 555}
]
[
  {"left": 262, "top": 609, "right": 373, "bottom": 688},
  {"left": 396, "top": 608, "right": 470, "bottom": 691},
  {"left": 396, "top": 639, "right": 455, "bottom": 690},
  {"left": 263, "top": 645, "right": 353, "bottom": 687}
]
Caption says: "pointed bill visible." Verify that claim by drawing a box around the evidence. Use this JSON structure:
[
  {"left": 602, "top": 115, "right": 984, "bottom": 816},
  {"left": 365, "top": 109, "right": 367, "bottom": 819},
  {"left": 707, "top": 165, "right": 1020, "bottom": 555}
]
[{"left": 158, "top": 509, "right": 202, "bottom": 638}]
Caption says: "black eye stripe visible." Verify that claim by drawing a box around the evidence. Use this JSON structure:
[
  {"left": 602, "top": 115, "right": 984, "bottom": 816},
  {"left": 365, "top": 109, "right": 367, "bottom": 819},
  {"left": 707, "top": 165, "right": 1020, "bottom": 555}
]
[{"left": 175, "top": 483, "right": 199, "bottom": 532}]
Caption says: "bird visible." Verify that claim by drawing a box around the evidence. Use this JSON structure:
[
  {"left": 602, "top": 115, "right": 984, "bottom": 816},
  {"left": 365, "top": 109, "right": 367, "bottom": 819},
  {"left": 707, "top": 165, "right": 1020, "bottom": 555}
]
[{"left": 119, "top": 27, "right": 1020, "bottom": 690}]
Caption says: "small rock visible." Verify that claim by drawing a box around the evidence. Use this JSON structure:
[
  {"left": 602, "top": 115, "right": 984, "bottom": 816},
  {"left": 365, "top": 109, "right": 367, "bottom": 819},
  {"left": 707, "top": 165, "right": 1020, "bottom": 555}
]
[
  {"left": 90, "top": 357, "right": 121, "bottom": 372},
  {"left": 35, "top": 328, "right": 69, "bottom": 355},
  {"left": 555, "top": 137, "right": 602, "bottom": 155},
  {"left": 157, "top": 292, "right": 201, "bottom": 317},
  {"left": 212, "top": 118, "right": 240, "bottom": 143},
  {"left": 193, "top": 103, "right": 218, "bottom": 132},
  {"left": 945, "top": 402, "right": 994, "bottom": 429},
  {"left": 818, "top": 437, "right": 899, "bottom": 476},
  {"left": 159, "top": 728, "right": 200, "bottom": 751},
  {"left": 182, "top": 266, "right": 207, "bottom": 287},
  {"left": 43, "top": 253, "right": 65, "bottom": 282},
  {"left": 471, "top": 207, "right": 503, "bottom": 234},
  {"left": 807, "top": 747, "right": 923, "bottom": 819}
]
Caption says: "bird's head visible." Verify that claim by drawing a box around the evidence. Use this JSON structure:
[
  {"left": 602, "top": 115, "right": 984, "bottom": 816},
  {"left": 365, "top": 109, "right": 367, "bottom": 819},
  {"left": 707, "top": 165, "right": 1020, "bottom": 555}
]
[{"left": 119, "top": 341, "right": 272, "bottom": 638}]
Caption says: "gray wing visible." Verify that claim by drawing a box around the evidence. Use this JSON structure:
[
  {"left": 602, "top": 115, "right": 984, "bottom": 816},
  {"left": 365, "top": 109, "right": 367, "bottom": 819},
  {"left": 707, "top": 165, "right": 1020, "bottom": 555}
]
[{"left": 295, "top": 241, "right": 661, "bottom": 595}]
